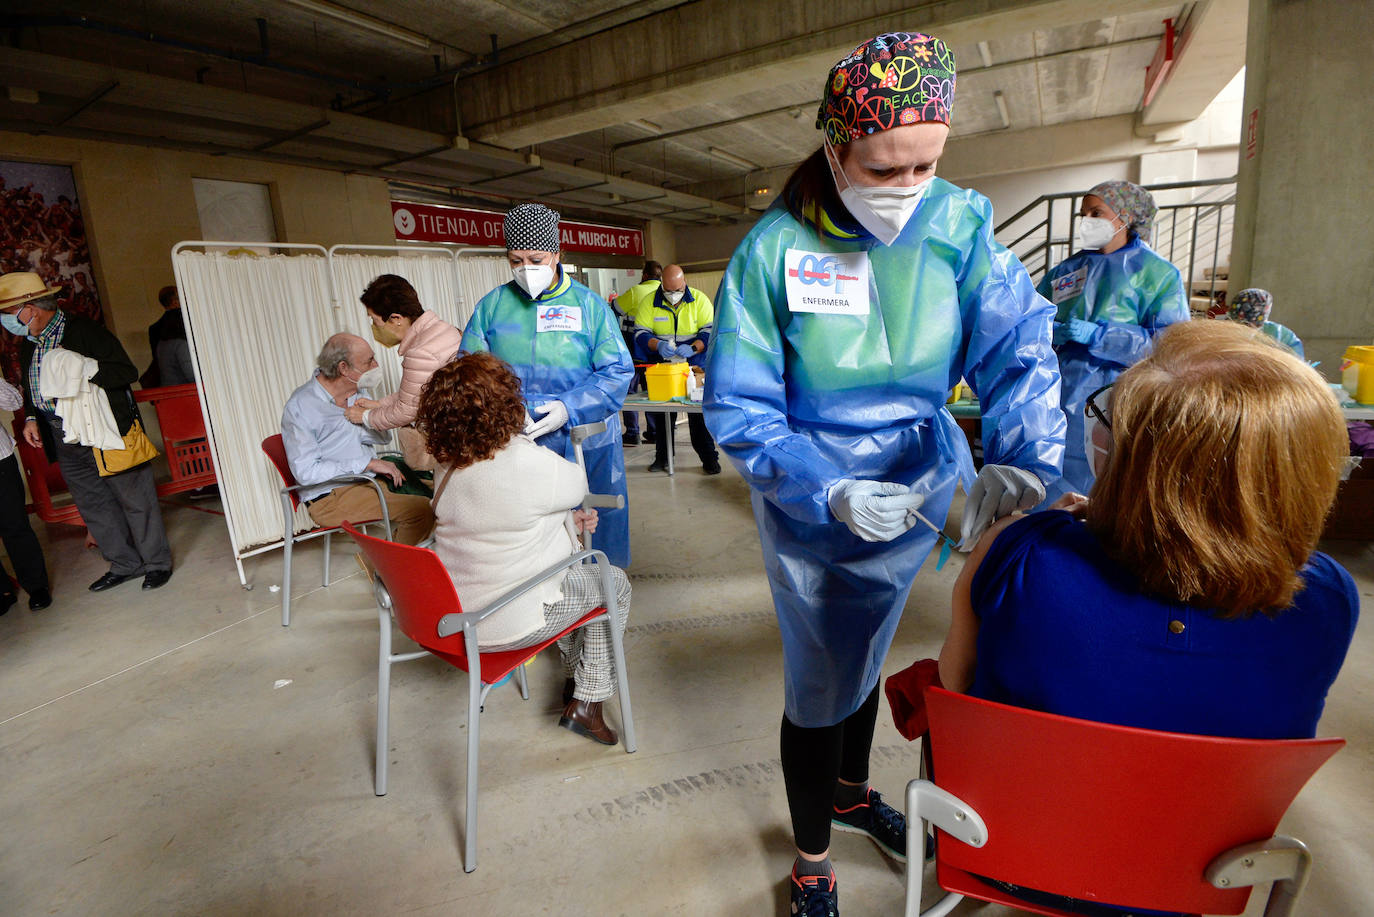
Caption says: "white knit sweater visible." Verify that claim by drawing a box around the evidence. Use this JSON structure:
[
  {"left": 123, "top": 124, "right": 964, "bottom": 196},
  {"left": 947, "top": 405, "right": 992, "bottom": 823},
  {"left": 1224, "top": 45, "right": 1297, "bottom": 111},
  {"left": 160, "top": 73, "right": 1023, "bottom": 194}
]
[{"left": 433, "top": 435, "right": 587, "bottom": 646}]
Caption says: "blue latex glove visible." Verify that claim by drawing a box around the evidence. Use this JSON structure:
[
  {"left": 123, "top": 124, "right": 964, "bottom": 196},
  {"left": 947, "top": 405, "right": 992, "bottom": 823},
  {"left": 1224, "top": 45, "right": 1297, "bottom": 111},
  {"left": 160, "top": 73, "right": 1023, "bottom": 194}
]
[
  {"left": 828, "top": 479, "right": 926, "bottom": 543},
  {"left": 655, "top": 339, "right": 677, "bottom": 360},
  {"left": 1052, "top": 322, "right": 1070, "bottom": 347},
  {"left": 1068, "top": 318, "right": 1097, "bottom": 345},
  {"left": 675, "top": 343, "right": 696, "bottom": 360}
]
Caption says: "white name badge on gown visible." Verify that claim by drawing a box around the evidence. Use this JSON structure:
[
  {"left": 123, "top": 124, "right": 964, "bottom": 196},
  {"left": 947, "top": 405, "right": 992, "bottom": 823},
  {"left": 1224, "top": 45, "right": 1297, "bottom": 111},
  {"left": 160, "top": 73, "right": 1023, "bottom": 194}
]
[
  {"left": 536, "top": 303, "right": 582, "bottom": 332},
  {"left": 784, "top": 249, "right": 870, "bottom": 315},
  {"left": 1051, "top": 267, "right": 1088, "bottom": 304}
]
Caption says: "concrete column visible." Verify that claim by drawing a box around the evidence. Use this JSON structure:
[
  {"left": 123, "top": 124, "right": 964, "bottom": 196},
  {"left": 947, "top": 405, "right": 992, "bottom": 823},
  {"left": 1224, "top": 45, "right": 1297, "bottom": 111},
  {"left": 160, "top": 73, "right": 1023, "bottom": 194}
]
[
  {"left": 645, "top": 220, "right": 677, "bottom": 265},
  {"left": 1231, "top": 0, "right": 1374, "bottom": 373}
]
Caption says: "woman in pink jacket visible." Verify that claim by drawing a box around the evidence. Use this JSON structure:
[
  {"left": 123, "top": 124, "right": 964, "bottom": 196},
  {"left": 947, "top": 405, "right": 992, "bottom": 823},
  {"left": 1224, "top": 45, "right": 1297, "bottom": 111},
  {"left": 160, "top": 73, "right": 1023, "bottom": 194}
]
[{"left": 344, "top": 274, "right": 464, "bottom": 439}]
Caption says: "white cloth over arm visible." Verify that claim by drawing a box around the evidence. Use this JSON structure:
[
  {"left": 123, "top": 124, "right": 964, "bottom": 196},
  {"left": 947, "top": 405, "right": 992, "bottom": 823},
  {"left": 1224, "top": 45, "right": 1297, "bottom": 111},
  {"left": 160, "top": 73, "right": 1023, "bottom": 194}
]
[{"left": 38, "top": 347, "right": 124, "bottom": 450}]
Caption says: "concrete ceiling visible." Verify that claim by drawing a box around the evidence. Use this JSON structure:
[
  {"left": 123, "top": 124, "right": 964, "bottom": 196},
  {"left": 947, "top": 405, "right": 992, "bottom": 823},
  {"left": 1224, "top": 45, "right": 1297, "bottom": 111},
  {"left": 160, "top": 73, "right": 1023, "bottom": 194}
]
[{"left": 0, "top": 0, "right": 1219, "bottom": 225}]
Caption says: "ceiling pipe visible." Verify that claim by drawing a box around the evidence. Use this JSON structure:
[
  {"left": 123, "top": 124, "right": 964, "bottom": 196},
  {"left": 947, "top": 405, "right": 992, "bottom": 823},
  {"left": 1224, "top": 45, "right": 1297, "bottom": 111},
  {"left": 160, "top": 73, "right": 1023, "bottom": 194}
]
[
  {"left": 8, "top": 14, "right": 445, "bottom": 97},
  {"left": 279, "top": 0, "right": 432, "bottom": 50}
]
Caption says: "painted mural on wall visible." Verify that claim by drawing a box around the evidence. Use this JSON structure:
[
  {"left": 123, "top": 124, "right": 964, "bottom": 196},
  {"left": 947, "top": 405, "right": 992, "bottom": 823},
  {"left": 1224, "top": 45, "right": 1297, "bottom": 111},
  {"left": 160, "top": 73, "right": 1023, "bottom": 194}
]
[{"left": 0, "top": 161, "right": 104, "bottom": 383}]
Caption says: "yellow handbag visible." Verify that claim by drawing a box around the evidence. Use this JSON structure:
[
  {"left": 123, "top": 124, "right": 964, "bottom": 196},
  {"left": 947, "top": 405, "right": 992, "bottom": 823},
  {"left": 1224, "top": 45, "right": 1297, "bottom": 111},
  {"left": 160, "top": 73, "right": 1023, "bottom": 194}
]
[{"left": 93, "top": 419, "right": 159, "bottom": 476}]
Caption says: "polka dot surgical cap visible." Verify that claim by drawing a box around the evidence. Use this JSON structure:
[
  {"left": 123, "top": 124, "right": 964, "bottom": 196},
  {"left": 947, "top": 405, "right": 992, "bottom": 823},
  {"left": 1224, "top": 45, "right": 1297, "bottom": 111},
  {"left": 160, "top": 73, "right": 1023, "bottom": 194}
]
[{"left": 504, "top": 203, "right": 561, "bottom": 253}]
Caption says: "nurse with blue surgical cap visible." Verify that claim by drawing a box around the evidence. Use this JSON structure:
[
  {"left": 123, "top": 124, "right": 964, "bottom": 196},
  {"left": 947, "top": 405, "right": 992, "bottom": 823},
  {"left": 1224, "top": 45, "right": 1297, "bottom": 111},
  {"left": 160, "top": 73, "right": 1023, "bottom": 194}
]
[
  {"left": 1039, "top": 180, "right": 1189, "bottom": 504},
  {"left": 703, "top": 32, "right": 1064, "bottom": 916}
]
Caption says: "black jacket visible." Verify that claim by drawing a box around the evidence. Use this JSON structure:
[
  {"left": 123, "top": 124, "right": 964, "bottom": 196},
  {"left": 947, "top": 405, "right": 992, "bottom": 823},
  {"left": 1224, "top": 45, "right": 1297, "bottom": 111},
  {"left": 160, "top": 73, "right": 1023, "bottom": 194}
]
[
  {"left": 20, "top": 311, "right": 141, "bottom": 458},
  {"left": 140, "top": 308, "right": 188, "bottom": 388}
]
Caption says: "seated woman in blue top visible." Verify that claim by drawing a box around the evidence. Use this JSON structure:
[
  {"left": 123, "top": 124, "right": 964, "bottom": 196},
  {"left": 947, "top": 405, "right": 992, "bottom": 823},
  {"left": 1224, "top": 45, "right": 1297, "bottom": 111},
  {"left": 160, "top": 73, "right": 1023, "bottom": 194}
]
[{"left": 941, "top": 319, "right": 1358, "bottom": 742}]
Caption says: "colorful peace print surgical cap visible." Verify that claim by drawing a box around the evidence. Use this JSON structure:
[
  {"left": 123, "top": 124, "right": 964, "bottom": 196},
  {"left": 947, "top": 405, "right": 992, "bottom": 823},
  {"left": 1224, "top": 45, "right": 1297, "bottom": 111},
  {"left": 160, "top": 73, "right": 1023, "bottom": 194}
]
[
  {"left": 1228, "top": 288, "right": 1274, "bottom": 327},
  {"left": 504, "top": 203, "right": 561, "bottom": 253},
  {"left": 817, "top": 32, "right": 956, "bottom": 145},
  {"left": 1087, "top": 180, "right": 1158, "bottom": 243}
]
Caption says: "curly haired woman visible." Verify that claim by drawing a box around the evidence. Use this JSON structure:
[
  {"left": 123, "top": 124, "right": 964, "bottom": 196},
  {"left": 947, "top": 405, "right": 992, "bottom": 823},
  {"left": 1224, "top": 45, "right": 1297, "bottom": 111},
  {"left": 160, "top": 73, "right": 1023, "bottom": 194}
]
[{"left": 417, "top": 351, "right": 632, "bottom": 745}]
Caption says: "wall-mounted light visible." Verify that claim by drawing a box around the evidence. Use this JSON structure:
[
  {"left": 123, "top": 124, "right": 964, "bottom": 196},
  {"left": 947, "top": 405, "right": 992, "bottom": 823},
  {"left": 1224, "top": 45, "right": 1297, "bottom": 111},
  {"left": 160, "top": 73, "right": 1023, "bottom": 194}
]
[
  {"left": 630, "top": 118, "right": 661, "bottom": 133},
  {"left": 977, "top": 41, "right": 993, "bottom": 68},
  {"left": 281, "top": 0, "right": 432, "bottom": 50},
  {"left": 753, "top": 187, "right": 771, "bottom": 196},
  {"left": 708, "top": 147, "right": 759, "bottom": 170},
  {"left": 994, "top": 90, "right": 1010, "bottom": 129}
]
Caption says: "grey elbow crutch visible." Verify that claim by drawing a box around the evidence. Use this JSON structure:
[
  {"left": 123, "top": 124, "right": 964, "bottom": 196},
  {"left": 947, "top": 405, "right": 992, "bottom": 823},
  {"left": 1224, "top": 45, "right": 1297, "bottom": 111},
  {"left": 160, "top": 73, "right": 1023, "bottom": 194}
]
[{"left": 569, "top": 421, "right": 625, "bottom": 552}]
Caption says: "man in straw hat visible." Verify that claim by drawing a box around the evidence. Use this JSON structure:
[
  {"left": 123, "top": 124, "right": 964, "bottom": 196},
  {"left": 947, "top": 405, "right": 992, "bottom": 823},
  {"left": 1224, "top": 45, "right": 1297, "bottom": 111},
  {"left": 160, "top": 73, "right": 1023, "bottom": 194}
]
[{"left": 0, "top": 271, "right": 172, "bottom": 592}]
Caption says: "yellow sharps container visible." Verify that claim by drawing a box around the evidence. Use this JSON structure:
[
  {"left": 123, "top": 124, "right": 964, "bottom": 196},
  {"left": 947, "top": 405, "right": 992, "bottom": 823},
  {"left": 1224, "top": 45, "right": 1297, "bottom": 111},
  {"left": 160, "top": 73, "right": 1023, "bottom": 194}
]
[{"left": 645, "top": 363, "right": 691, "bottom": 401}]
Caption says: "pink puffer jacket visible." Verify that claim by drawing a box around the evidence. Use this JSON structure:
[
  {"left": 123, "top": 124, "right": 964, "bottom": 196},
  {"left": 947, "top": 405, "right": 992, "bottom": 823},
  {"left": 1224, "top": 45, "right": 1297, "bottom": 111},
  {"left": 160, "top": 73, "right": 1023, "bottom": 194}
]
[{"left": 366, "top": 310, "right": 464, "bottom": 431}]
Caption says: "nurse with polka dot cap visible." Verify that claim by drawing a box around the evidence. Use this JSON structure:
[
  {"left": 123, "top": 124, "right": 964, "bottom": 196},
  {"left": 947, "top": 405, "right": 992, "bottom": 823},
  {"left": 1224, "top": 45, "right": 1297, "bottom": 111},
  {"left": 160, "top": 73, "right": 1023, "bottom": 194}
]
[{"left": 461, "top": 203, "right": 634, "bottom": 565}]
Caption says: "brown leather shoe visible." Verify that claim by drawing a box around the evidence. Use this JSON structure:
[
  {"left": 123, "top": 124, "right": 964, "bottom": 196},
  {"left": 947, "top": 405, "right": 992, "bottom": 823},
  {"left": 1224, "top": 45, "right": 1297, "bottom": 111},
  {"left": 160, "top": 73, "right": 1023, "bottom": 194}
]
[{"left": 559, "top": 699, "right": 618, "bottom": 746}]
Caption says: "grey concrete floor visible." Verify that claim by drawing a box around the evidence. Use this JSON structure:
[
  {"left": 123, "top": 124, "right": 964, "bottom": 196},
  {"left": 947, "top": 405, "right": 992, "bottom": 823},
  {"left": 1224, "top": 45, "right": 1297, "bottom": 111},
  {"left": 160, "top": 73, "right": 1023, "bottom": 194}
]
[{"left": 0, "top": 449, "right": 1370, "bottom": 916}]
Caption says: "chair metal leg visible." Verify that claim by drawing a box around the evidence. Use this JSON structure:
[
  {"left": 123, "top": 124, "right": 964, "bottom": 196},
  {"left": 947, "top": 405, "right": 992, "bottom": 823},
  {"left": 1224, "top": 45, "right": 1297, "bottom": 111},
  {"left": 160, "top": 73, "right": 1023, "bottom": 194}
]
[
  {"left": 905, "top": 779, "right": 980, "bottom": 917},
  {"left": 463, "top": 666, "right": 482, "bottom": 873},
  {"left": 1206, "top": 836, "right": 1312, "bottom": 917},
  {"left": 376, "top": 606, "right": 392, "bottom": 796},
  {"left": 322, "top": 530, "right": 332, "bottom": 586},
  {"left": 281, "top": 497, "right": 295, "bottom": 627},
  {"left": 516, "top": 662, "right": 529, "bottom": 700},
  {"left": 609, "top": 619, "right": 636, "bottom": 754}
]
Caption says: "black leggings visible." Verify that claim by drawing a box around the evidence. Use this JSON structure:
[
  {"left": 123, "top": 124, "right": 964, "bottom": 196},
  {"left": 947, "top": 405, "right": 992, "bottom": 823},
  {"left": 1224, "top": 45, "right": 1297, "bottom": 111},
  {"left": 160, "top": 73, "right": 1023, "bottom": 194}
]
[{"left": 780, "top": 684, "right": 882, "bottom": 855}]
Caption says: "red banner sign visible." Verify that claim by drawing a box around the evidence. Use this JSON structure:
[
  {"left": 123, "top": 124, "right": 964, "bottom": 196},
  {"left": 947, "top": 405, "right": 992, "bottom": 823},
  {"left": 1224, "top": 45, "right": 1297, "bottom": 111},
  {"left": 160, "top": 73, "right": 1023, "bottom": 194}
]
[{"left": 390, "top": 201, "right": 643, "bottom": 257}]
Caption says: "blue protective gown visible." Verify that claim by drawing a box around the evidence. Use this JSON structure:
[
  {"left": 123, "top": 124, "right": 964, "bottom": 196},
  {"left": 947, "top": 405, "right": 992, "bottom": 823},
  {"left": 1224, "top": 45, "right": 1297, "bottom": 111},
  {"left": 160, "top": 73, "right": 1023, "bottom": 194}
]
[
  {"left": 1038, "top": 236, "right": 1188, "bottom": 503},
  {"left": 1262, "top": 320, "right": 1305, "bottom": 359},
  {"left": 704, "top": 179, "right": 1065, "bottom": 727},
  {"left": 462, "top": 268, "right": 634, "bottom": 566}
]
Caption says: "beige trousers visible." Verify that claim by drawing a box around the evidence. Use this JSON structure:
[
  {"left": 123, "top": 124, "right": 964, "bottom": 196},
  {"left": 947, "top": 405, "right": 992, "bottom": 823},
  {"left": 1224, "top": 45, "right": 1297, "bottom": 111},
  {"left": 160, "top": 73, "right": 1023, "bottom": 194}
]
[{"left": 307, "top": 483, "right": 434, "bottom": 545}]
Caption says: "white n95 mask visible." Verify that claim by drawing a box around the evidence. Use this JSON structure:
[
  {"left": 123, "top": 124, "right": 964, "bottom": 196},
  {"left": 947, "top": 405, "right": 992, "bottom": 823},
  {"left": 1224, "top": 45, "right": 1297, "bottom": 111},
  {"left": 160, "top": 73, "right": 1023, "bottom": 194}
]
[
  {"left": 825, "top": 137, "right": 930, "bottom": 246},
  {"left": 1077, "top": 217, "right": 1119, "bottom": 251},
  {"left": 513, "top": 264, "right": 555, "bottom": 299},
  {"left": 663, "top": 289, "right": 684, "bottom": 305},
  {"left": 354, "top": 366, "right": 384, "bottom": 390}
]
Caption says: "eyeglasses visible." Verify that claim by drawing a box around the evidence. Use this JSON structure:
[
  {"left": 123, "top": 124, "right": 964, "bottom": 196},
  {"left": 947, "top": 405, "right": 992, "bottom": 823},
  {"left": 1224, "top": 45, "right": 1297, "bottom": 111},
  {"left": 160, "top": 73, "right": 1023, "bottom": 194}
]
[{"left": 1084, "top": 383, "right": 1113, "bottom": 475}]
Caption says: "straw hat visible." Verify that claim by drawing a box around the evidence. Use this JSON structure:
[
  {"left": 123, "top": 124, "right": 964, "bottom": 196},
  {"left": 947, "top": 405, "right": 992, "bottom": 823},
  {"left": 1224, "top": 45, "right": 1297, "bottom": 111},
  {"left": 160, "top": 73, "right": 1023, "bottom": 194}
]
[{"left": 0, "top": 271, "right": 62, "bottom": 309}]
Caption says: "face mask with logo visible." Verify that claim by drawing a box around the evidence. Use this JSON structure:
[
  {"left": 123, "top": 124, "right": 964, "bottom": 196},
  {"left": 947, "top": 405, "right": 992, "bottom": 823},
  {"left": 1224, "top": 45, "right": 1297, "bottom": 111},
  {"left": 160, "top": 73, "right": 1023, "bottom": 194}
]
[
  {"left": 371, "top": 322, "right": 403, "bottom": 348},
  {"left": 1077, "top": 217, "right": 1120, "bottom": 251},
  {"left": 0, "top": 309, "right": 29, "bottom": 337},
  {"left": 824, "top": 137, "right": 930, "bottom": 246},
  {"left": 663, "top": 289, "right": 684, "bottom": 305},
  {"left": 513, "top": 264, "right": 555, "bottom": 299}
]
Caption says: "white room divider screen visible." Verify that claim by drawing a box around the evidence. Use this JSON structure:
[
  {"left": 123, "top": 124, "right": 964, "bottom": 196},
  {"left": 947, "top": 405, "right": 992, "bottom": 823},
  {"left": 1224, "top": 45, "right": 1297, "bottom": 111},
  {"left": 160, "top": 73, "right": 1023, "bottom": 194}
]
[{"left": 172, "top": 240, "right": 510, "bottom": 587}]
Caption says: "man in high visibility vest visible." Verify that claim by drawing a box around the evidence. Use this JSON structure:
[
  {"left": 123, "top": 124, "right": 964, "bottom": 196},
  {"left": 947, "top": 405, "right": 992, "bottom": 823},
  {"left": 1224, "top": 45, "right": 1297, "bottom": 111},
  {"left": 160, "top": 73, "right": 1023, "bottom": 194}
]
[
  {"left": 632, "top": 264, "right": 720, "bottom": 474},
  {"left": 613, "top": 261, "right": 661, "bottom": 446}
]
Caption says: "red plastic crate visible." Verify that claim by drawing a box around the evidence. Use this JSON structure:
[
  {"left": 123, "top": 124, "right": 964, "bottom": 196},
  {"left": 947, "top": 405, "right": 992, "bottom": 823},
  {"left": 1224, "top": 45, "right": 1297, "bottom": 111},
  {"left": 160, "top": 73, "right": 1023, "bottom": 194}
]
[{"left": 135, "top": 384, "right": 217, "bottom": 495}]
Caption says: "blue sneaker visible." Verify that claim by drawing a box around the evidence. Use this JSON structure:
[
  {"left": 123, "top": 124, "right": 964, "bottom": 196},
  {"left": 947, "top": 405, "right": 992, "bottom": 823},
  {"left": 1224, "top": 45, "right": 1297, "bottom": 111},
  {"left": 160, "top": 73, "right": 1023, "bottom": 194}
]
[
  {"left": 789, "top": 867, "right": 838, "bottom": 917},
  {"left": 831, "top": 788, "right": 907, "bottom": 863}
]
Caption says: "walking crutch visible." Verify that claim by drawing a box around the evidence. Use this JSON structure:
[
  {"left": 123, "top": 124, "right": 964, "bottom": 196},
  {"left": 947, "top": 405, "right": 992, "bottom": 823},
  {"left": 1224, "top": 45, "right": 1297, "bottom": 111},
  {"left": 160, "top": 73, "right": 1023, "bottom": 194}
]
[{"left": 568, "top": 421, "right": 625, "bottom": 553}]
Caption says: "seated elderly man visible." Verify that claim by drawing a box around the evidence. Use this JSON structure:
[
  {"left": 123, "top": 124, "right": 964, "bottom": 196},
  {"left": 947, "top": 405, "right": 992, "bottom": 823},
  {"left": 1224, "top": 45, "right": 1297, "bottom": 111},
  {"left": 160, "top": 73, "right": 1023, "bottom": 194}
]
[{"left": 281, "top": 333, "right": 433, "bottom": 545}]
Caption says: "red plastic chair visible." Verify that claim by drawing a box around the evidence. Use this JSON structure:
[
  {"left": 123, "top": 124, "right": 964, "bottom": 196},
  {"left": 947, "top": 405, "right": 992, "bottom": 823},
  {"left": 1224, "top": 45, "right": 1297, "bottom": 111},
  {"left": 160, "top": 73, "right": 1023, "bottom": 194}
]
[
  {"left": 342, "top": 521, "right": 635, "bottom": 874},
  {"left": 905, "top": 687, "right": 1344, "bottom": 917},
  {"left": 11, "top": 412, "right": 86, "bottom": 527},
  {"left": 261, "top": 434, "right": 391, "bottom": 627}
]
